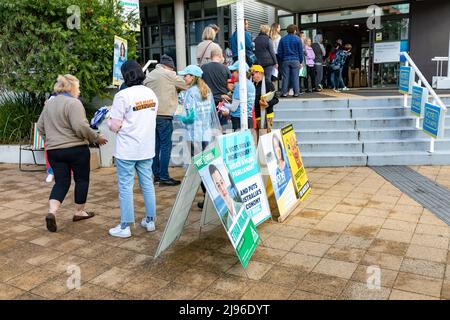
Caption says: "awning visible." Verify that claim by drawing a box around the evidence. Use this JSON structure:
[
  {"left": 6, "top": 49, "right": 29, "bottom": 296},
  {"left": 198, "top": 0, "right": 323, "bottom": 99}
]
[{"left": 257, "top": 0, "right": 400, "bottom": 13}]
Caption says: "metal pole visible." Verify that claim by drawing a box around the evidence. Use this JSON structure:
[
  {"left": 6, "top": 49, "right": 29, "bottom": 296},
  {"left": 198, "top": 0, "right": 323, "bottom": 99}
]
[
  {"left": 404, "top": 60, "right": 409, "bottom": 108},
  {"left": 448, "top": 32, "right": 450, "bottom": 77},
  {"left": 236, "top": 0, "right": 248, "bottom": 130}
]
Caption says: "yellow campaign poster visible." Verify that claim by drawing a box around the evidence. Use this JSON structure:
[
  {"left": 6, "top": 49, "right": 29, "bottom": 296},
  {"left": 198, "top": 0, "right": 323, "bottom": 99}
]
[{"left": 281, "top": 124, "right": 311, "bottom": 201}]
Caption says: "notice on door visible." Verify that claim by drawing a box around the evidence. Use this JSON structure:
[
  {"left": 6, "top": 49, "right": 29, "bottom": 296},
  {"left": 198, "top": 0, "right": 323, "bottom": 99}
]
[{"left": 374, "top": 41, "right": 401, "bottom": 64}]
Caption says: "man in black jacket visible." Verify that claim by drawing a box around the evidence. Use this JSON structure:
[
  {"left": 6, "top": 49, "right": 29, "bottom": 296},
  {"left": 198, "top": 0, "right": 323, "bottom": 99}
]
[{"left": 251, "top": 65, "right": 279, "bottom": 132}]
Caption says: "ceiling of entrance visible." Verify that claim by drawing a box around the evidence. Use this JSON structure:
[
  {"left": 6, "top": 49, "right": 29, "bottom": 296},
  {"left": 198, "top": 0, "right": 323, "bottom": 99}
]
[{"left": 258, "top": 0, "right": 401, "bottom": 12}]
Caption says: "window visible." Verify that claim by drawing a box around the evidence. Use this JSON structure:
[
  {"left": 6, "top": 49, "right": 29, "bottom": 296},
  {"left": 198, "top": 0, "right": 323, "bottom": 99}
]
[
  {"left": 189, "top": 2, "right": 202, "bottom": 19},
  {"left": 301, "top": 14, "right": 316, "bottom": 24},
  {"left": 204, "top": 0, "right": 217, "bottom": 17},
  {"left": 279, "top": 15, "right": 294, "bottom": 29},
  {"left": 160, "top": 6, "right": 174, "bottom": 24},
  {"left": 161, "top": 25, "right": 175, "bottom": 46},
  {"left": 146, "top": 6, "right": 158, "bottom": 24}
]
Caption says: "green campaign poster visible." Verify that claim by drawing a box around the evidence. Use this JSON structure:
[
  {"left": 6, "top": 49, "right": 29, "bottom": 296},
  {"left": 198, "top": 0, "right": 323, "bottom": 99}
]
[{"left": 193, "top": 147, "right": 260, "bottom": 268}]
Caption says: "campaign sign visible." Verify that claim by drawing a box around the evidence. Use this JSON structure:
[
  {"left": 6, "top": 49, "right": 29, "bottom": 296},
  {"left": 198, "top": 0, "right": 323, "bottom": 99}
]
[
  {"left": 399, "top": 66, "right": 414, "bottom": 94},
  {"left": 193, "top": 147, "right": 260, "bottom": 268},
  {"left": 281, "top": 124, "right": 311, "bottom": 201},
  {"left": 411, "top": 86, "right": 428, "bottom": 117},
  {"left": 219, "top": 130, "right": 271, "bottom": 226},
  {"left": 423, "top": 103, "right": 444, "bottom": 139}
]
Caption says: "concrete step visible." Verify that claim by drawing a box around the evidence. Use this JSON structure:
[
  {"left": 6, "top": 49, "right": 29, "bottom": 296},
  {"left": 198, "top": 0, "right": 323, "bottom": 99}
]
[
  {"left": 359, "top": 127, "right": 428, "bottom": 140},
  {"left": 299, "top": 140, "right": 363, "bottom": 153},
  {"left": 367, "top": 151, "right": 432, "bottom": 166},
  {"left": 275, "top": 108, "right": 351, "bottom": 119},
  {"left": 302, "top": 152, "right": 367, "bottom": 167},
  {"left": 351, "top": 107, "right": 408, "bottom": 118},
  {"left": 430, "top": 151, "right": 450, "bottom": 165},
  {"left": 276, "top": 119, "right": 355, "bottom": 130},
  {"left": 363, "top": 139, "right": 430, "bottom": 153},
  {"left": 295, "top": 129, "right": 359, "bottom": 141},
  {"left": 276, "top": 99, "right": 348, "bottom": 109},
  {"left": 349, "top": 97, "right": 405, "bottom": 108},
  {"left": 355, "top": 117, "right": 416, "bottom": 129}
]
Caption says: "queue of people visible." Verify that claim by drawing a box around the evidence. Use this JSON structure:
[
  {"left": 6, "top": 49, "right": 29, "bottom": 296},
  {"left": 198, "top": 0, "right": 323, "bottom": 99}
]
[{"left": 37, "top": 23, "right": 281, "bottom": 236}]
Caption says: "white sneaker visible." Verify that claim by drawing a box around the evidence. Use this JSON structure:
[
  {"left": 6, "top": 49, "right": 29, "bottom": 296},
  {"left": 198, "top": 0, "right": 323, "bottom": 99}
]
[
  {"left": 109, "top": 224, "right": 131, "bottom": 238},
  {"left": 45, "top": 174, "right": 54, "bottom": 183},
  {"left": 141, "top": 218, "right": 156, "bottom": 232},
  {"left": 342, "top": 87, "right": 350, "bottom": 91}
]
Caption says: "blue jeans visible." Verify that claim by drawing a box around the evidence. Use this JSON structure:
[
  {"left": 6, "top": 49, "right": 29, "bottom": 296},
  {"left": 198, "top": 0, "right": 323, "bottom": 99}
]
[
  {"left": 281, "top": 61, "right": 300, "bottom": 95},
  {"left": 152, "top": 117, "right": 173, "bottom": 180},
  {"left": 116, "top": 158, "right": 156, "bottom": 224},
  {"left": 331, "top": 67, "right": 345, "bottom": 89}
]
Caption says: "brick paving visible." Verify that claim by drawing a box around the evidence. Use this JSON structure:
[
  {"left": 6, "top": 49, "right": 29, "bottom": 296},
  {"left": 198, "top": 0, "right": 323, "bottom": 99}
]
[{"left": 1, "top": 164, "right": 450, "bottom": 300}]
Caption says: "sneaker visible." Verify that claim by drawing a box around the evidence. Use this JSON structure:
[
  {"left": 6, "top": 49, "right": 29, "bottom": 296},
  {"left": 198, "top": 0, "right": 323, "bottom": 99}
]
[
  {"left": 153, "top": 176, "right": 160, "bottom": 184},
  {"left": 281, "top": 94, "right": 288, "bottom": 98},
  {"left": 45, "top": 174, "right": 54, "bottom": 183},
  {"left": 197, "top": 201, "right": 204, "bottom": 209},
  {"left": 342, "top": 87, "right": 350, "bottom": 91},
  {"left": 141, "top": 218, "right": 156, "bottom": 232},
  {"left": 333, "top": 89, "right": 340, "bottom": 93},
  {"left": 109, "top": 224, "right": 131, "bottom": 238},
  {"left": 318, "top": 84, "right": 323, "bottom": 90},
  {"left": 159, "top": 178, "right": 181, "bottom": 186}
]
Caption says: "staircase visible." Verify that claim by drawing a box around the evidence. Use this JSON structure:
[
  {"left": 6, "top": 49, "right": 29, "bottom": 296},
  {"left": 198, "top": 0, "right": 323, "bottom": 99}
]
[{"left": 273, "top": 96, "right": 450, "bottom": 167}]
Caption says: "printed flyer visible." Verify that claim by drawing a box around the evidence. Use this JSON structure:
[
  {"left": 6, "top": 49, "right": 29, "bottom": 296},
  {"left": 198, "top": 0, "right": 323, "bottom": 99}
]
[
  {"left": 281, "top": 124, "right": 311, "bottom": 201},
  {"left": 193, "top": 148, "right": 260, "bottom": 268},
  {"left": 219, "top": 130, "right": 271, "bottom": 226},
  {"left": 260, "top": 130, "right": 297, "bottom": 216}
]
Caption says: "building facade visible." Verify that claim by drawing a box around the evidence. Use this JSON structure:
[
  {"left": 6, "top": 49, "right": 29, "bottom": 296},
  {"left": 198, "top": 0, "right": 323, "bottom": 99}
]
[{"left": 138, "top": 0, "right": 450, "bottom": 87}]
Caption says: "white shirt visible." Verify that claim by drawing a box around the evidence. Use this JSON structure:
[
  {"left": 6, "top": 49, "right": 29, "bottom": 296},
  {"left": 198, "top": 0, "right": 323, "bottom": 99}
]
[{"left": 110, "top": 85, "right": 158, "bottom": 160}]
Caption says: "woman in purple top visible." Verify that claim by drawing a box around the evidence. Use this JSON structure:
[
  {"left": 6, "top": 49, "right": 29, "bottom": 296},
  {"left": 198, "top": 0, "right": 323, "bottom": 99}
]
[{"left": 304, "top": 38, "right": 318, "bottom": 92}]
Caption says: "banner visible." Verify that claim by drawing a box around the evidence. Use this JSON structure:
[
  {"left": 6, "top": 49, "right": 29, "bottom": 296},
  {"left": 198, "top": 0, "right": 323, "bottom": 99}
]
[
  {"left": 113, "top": 36, "right": 128, "bottom": 86},
  {"left": 193, "top": 147, "right": 260, "bottom": 268},
  {"left": 260, "top": 130, "right": 297, "bottom": 216},
  {"left": 219, "top": 130, "right": 271, "bottom": 226},
  {"left": 411, "top": 86, "right": 428, "bottom": 117},
  {"left": 399, "top": 66, "right": 414, "bottom": 94},
  {"left": 423, "top": 102, "right": 444, "bottom": 139},
  {"left": 117, "top": 0, "right": 140, "bottom": 31},
  {"left": 281, "top": 124, "right": 311, "bottom": 201}
]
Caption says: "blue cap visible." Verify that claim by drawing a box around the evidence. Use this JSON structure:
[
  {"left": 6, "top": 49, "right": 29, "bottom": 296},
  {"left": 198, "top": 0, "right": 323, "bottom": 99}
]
[
  {"left": 229, "top": 61, "right": 249, "bottom": 72},
  {"left": 178, "top": 65, "right": 203, "bottom": 77}
]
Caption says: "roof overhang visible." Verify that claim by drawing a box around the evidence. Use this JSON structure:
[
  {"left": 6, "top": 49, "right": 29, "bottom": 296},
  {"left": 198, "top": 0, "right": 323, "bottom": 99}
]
[{"left": 257, "top": 0, "right": 406, "bottom": 13}]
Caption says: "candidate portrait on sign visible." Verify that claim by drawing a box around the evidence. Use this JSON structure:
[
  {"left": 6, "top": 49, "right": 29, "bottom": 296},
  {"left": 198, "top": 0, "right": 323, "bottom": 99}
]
[
  {"left": 208, "top": 164, "right": 243, "bottom": 231},
  {"left": 272, "top": 133, "right": 292, "bottom": 199}
]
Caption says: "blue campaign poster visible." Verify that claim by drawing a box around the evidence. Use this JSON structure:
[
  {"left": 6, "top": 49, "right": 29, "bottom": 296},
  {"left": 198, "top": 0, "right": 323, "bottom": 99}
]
[
  {"left": 423, "top": 103, "right": 443, "bottom": 138},
  {"left": 399, "top": 66, "right": 413, "bottom": 94},
  {"left": 113, "top": 35, "right": 128, "bottom": 86},
  {"left": 411, "top": 86, "right": 428, "bottom": 117},
  {"left": 219, "top": 130, "right": 271, "bottom": 226}
]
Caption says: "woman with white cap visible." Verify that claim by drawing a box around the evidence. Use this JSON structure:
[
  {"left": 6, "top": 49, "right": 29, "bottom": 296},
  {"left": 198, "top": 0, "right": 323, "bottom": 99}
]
[{"left": 177, "top": 64, "right": 221, "bottom": 208}]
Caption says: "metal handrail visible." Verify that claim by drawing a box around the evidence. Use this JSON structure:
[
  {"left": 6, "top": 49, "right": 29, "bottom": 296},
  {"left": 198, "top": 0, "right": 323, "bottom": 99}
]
[
  {"left": 400, "top": 51, "right": 447, "bottom": 153},
  {"left": 401, "top": 51, "right": 447, "bottom": 111}
]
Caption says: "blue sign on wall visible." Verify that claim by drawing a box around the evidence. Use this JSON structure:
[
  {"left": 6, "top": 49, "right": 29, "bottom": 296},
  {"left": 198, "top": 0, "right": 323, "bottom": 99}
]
[
  {"left": 399, "top": 66, "right": 414, "bottom": 94},
  {"left": 423, "top": 103, "right": 443, "bottom": 138},
  {"left": 411, "top": 86, "right": 428, "bottom": 117}
]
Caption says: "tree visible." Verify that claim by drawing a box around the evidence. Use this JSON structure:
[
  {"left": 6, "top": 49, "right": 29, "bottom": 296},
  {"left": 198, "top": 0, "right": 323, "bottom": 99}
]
[{"left": 0, "top": 0, "right": 138, "bottom": 102}]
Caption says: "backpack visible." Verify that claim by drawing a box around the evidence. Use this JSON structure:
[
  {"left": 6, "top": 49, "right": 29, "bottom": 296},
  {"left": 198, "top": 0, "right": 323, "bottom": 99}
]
[{"left": 330, "top": 50, "right": 345, "bottom": 70}]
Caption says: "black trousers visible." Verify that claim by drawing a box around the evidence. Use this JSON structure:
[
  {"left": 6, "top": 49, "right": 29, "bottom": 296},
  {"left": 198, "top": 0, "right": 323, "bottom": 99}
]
[
  {"left": 306, "top": 66, "right": 317, "bottom": 90},
  {"left": 47, "top": 145, "right": 90, "bottom": 204},
  {"left": 231, "top": 117, "right": 253, "bottom": 131}
]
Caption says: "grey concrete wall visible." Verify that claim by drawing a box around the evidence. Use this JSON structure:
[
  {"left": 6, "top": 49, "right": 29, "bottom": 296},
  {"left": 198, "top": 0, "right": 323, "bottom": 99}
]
[{"left": 410, "top": 0, "right": 450, "bottom": 82}]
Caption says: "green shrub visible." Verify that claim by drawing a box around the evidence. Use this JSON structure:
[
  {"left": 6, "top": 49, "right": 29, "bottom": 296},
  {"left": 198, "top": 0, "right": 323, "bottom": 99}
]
[
  {"left": 0, "top": 91, "right": 46, "bottom": 144},
  {"left": 0, "top": 0, "right": 138, "bottom": 101}
]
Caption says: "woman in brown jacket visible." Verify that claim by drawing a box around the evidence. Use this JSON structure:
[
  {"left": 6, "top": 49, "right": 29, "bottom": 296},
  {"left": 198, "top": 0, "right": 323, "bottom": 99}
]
[{"left": 37, "top": 74, "right": 107, "bottom": 232}]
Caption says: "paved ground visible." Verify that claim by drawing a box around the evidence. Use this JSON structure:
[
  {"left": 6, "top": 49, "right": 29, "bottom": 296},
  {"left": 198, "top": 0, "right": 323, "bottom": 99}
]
[{"left": 1, "top": 164, "right": 450, "bottom": 300}]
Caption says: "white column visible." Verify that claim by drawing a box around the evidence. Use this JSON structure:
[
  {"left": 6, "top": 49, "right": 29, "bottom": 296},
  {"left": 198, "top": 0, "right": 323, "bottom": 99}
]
[
  {"left": 174, "top": 0, "right": 186, "bottom": 71},
  {"left": 236, "top": 0, "right": 248, "bottom": 130}
]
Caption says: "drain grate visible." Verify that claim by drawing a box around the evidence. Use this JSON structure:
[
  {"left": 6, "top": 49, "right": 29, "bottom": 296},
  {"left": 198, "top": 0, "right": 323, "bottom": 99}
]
[{"left": 371, "top": 166, "right": 450, "bottom": 226}]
